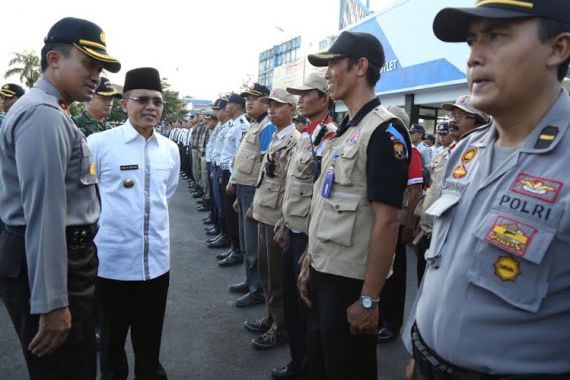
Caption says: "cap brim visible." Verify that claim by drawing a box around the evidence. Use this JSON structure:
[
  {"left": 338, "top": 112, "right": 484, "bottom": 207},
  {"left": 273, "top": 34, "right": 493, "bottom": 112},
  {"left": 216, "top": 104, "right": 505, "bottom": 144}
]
[
  {"left": 433, "top": 7, "right": 534, "bottom": 42},
  {"left": 286, "top": 85, "right": 321, "bottom": 95},
  {"left": 0, "top": 90, "right": 15, "bottom": 98},
  {"left": 96, "top": 90, "right": 121, "bottom": 98},
  {"left": 260, "top": 96, "right": 293, "bottom": 105},
  {"left": 240, "top": 90, "right": 266, "bottom": 97},
  {"left": 307, "top": 52, "right": 344, "bottom": 67},
  {"left": 74, "top": 43, "right": 121, "bottom": 73}
]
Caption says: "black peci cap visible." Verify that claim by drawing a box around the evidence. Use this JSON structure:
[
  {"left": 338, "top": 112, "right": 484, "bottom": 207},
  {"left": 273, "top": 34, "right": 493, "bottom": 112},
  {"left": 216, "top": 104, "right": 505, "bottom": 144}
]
[
  {"left": 95, "top": 77, "right": 121, "bottom": 98},
  {"left": 240, "top": 83, "right": 271, "bottom": 98},
  {"left": 227, "top": 93, "right": 245, "bottom": 108},
  {"left": 308, "top": 31, "right": 385, "bottom": 68},
  {"left": 0, "top": 83, "right": 25, "bottom": 98},
  {"left": 44, "top": 17, "right": 121, "bottom": 73},
  {"left": 434, "top": 0, "right": 570, "bottom": 42},
  {"left": 123, "top": 67, "right": 162, "bottom": 93}
]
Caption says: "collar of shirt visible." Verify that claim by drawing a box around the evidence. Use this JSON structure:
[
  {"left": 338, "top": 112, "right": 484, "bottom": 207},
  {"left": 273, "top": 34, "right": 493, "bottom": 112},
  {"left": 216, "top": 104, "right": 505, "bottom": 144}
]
[
  {"left": 256, "top": 112, "right": 268, "bottom": 123},
  {"left": 272, "top": 123, "right": 296, "bottom": 143},
  {"left": 122, "top": 119, "right": 158, "bottom": 145},
  {"left": 36, "top": 77, "right": 63, "bottom": 102},
  {"left": 303, "top": 115, "right": 333, "bottom": 134},
  {"left": 336, "top": 97, "right": 381, "bottom": 137},
  {"left": 232, "top": 113, "right": 247, "bottom": 125}
]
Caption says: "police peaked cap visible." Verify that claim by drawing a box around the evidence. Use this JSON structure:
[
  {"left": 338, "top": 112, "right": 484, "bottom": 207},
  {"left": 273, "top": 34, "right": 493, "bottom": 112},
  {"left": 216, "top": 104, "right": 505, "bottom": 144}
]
[{"left": 44, "top": 17, "right": 121, "bottom": 73}]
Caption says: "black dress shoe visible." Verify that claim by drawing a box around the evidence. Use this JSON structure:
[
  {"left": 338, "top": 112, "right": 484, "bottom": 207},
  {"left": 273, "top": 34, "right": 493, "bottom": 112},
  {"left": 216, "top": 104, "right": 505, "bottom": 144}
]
[
  {"left": 377, "top": 327, "right": 398, "bottom": 344},
  {"left": 198, "top": 205, "right": 212, "bottom": 212},
  {"left": 235, "top": 292, "right": 265, "bottom": 308},
  {"left": 193, "top": 191, "right": 204, "bottom": 198},
  {"left": 244, "top": 318, "right": 271, "bottom": 333},
  {"left": 216, "top": 249, "right": 233, "bottom": 260},
  {"left": 217, "top": 252, "right": 243, "bottom": 266},
  {"left": 208, "top": 238, "right": 230, "bottom": 249},
  {"left": 205, "top": 225, "right": 217, "bottom": 232},
  {"left": 203, "top": 218, "right": 214, "bottom": 225},
  {"left": 229, "top": 281, "right": 249, "bottom": 294},
  {"left": 206, "top": 235, "right": 222, "bottom": 244},
  {"left": 205, "top": 228, "right": 219, "bottom": 236},
  {"left": 272, "top": 363, "right": 298, "bottom": 380},
  {"left": 202, "top": 214, "right": 212, "bottom": 222}
]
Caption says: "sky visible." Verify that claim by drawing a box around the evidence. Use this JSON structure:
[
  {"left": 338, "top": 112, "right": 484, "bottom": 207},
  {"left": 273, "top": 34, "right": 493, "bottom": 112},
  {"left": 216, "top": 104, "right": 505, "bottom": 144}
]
[{"left": 1, "top": 0, "right": 395, "bottom": 100}]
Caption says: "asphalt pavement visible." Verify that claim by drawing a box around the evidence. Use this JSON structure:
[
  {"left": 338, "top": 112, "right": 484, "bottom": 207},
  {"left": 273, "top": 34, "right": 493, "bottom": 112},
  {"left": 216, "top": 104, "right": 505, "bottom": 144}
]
[{"left": 0, "top": 179, "right": 418, "bottom": 379}]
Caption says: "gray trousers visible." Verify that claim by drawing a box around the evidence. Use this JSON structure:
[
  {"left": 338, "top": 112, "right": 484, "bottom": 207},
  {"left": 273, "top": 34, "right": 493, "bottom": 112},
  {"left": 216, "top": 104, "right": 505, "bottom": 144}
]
[
  {"left": 236, "top": 185, "right": 261, "bottom": 295},
  {"left": 258, "top": 222, "right": 286, "bottom": 336},
  {"left": 200, "top": 157, "right": 210, "bottom": 200},
  {"left": 191, "top": 149, "right": 201, "bottom": 187}
]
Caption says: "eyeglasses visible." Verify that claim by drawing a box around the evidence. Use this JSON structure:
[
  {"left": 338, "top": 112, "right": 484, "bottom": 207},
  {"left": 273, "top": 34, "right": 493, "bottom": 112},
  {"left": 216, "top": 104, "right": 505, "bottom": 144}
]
[{"left": 124, "top": 96, "right": 164, "bottom": 107}]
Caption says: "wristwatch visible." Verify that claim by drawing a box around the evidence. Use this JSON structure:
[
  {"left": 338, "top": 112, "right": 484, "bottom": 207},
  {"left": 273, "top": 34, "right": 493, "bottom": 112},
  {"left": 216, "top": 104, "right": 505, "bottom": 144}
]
[{"left": 359, "top": 295, "right": 380, "bottom": 309}]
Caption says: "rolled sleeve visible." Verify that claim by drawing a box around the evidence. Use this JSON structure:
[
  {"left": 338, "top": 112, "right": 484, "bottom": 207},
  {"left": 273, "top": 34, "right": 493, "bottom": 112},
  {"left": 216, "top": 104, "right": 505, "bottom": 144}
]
[{"left": 16, "top": 106, "right": 73, "bottom": 314}]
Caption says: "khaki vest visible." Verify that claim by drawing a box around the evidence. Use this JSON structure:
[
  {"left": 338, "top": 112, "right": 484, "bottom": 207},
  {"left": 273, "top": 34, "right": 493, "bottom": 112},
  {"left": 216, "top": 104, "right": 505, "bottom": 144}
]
[
  {"left": 282, "top": 122, "right": 337, "bottom": 234},
  {"left": 253, "top": 128, "right": 300, "bottom": 226},
  {"left": 308, "top": 106, "right": 394, "bottom": 280},
  {"left": 419, "top": 147, "right": 450, "bottom": 234},
  {"left": 231, "top": 116, "right": 269, "bottom": 186}
]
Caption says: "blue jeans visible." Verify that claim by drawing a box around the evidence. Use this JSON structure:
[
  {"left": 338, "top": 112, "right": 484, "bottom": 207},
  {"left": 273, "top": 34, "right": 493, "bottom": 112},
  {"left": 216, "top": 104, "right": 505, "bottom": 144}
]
[{"left": 236, "top": 184, "right": 261, "bottom": 295}]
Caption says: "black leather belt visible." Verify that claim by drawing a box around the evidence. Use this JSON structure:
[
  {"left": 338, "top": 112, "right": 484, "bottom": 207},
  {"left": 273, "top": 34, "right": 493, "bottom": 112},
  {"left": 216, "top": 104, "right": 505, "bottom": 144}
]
[
  {"left": 66, "top": 224, "right": 98, "bottom": 249},
  {"left": 411, "top": 323, "right": 570, "bottom": 380}
]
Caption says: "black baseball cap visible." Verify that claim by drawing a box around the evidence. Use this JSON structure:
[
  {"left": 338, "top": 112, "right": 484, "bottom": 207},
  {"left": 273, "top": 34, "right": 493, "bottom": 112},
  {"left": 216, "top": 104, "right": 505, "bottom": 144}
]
[
  {"left": 241, "top": 83, "right": 270, "bottom": 98},
  {"left": 436, "top": 123, "right": 450, "bottom": 134},
  {"left": 434, "top": 0, "right": 570, "bottom": 42},
  {"left": 409, "top": 124, "right": 425, "bottom": 134},
  {"left": 227, "top": 93, "right": 245, "bottom": 108},
  {"left": 308, "top": 31, "right": 385, "bottom": 68},
  {"left": 95, "top": 77, "right": 121, "bottom": 98},
  {"left": 44, "top": 17, "right": 121, "bottom": 73},
  {"left": 0, "top": 83, "right": 25, "bottom": 98},
  {"left": 211, "top": 98, "right": 228, "bottom": 110}
]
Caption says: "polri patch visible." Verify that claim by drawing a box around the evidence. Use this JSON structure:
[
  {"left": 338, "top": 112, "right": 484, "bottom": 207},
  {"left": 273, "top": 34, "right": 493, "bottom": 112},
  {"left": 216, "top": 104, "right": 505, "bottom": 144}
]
[
  {"left": 120, "top": 164, "right": 139, "bottom": 171},
  {"left": 494, "top": 256, "right": 521, "bottom": 282},
  {"left": 452, "top": 164, "right": 467, "bottom": 179},
  {"left": 461, "top": 147, "right": 478, "bottom": 163},
  {"left": 511, "top": 173, "right": 562, "bottom": 204},
  {"left": 485, "top": 215, "right": 536, "bottom": 257}
]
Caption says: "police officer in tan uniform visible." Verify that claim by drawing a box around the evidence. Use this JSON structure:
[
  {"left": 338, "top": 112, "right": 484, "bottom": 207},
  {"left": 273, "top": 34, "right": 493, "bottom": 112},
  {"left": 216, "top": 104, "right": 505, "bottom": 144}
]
[
  {"left": 249, "top": 88, "right": 300, "bottom": 350},
  {"left": 406, "top": 1, "right": 570, "bottom": 379},
  {"left": 298, "top": 31, "right": 412, "bottom": 379}
]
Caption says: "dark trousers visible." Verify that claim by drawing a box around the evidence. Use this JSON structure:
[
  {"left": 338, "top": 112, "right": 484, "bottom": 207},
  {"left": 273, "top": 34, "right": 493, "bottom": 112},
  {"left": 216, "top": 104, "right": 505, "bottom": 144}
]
[
  {"left": 207, "top": 162, "right": 218, "bottom": 227},
  {"left": 236, "top": 184, "right": 260, "bottom": 294},
  {"left": 185, "top": 149, "right": 194, "bottom": 182},
  {"left": 221, "top": 169, "right": 239, "bottom": 250},
  {"left": 282, "top": 231, "right": 308, "bottom": 372},
  {"left": 378, "top": 226, "right": 407, "bottom": 332},
  {"left": 258, "top": 222, "right": 285, "bottom": 335},
  {"left": 0, "top": 228, "right": 98, "bottom": 380},
  {"left": 306, "top": 268, "right": 377, "bottom": 380},
  {"left": 211, "top": 166, "right": 223, "bottom": 231},
  {"left": 98, "top": 272, "right": 169, "bottom": 380}
]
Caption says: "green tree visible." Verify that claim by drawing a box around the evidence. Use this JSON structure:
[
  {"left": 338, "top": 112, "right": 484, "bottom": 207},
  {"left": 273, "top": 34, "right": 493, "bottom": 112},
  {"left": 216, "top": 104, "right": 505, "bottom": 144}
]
[
  {"left": 161, "top": 78, "right": 188, "bottom": 122},
  {"left": 4, "top": 51, "right": 41, "bottom": 88}
]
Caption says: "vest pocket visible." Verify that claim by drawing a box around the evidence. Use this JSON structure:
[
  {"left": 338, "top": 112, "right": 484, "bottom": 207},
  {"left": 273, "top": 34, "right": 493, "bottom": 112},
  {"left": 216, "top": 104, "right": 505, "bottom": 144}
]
[
  {"left": 317, "top": 196, "right": 359, "bottom": 246},
  {"left": 283, "top": 181, "right": 313, "bottom": 217},
  {"left": 79, "top": 139, "right": 97, "bottom": 186},
  {"left": 467, "top": 209, "right": 554, "bottom": 312},
  {"left": 256, "top": 180, "right": 281, "bottom": 209},
  {"left": 235, "top": 150, "right": 259, "bottom": 175},
  {"left": 333, "top": 145, "right": 359, "bottom": 185},
  {"left": 245, "top": 126, "right": 260, "bottom": 144}
]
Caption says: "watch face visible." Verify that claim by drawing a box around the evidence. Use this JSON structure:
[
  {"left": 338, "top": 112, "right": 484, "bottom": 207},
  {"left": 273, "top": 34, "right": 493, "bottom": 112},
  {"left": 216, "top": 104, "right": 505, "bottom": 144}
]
[{"left": 361, "top": 297, "right": 373, "bottom": 309}]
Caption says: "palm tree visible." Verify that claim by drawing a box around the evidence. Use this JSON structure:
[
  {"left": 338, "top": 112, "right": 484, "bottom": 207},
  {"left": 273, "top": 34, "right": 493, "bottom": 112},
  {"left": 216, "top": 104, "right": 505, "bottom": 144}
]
[{"left": 4, "top": 51, "right": 41, "bottom": 88}]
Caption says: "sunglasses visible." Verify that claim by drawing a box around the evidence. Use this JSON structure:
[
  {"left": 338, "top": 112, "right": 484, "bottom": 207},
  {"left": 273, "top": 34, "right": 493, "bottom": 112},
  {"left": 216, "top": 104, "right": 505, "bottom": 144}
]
[{"left": 124, "top": 96, "right": 164, "bottom": 107}]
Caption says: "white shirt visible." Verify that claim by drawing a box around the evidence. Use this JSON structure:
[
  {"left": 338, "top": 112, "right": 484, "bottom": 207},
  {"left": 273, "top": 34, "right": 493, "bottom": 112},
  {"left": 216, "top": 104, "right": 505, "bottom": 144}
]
[
  {"left": 212, "top": 120, "right": 232, "bottom": 165},
  {"left": 87, "top": 121, "right": 180, "bottom": 281},
  {"left": 269, "top": 123, "right": 296, "bottom": 149},
  {"left": 205, "top": 121, "right": 223, "bottom": 163},
  {"left": 219, "top": 114, "right": 250, "bottom": 168}
]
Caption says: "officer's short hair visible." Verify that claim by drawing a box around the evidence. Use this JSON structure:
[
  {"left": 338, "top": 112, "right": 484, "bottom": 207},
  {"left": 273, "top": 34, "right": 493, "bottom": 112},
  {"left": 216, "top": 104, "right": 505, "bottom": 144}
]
[
  {"left": 41, "top": 43, "right": 73, "bottom": 72},
  {"left": 346, "top": 57, "right": 381, "bottom": 87},
  {"left": 538, "top": 18, "right": 570, "bottom": 81}
]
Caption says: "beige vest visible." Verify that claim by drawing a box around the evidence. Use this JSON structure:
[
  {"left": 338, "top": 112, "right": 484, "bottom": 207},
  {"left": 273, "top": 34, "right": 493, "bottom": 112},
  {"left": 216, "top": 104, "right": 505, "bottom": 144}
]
[
  {"left": 231, "top": 116, "right": 269, "bottom": 186},
  {"left": 253, "top": 127, "right": 300, "bottom": 226},
  {"left": 282, "top": 122, "right": 337, "bottom": 234},
  {"left": 308, "top": 106, "right": 394, "bottom": 280},
  {"left": 419, "top": 147, "right": 450, "bottom": 234}
]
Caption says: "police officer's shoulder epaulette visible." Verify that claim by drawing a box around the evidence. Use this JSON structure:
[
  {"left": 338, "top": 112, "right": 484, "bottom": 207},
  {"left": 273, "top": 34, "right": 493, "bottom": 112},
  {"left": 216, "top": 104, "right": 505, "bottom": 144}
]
[{"left": 534, "top": 125, "right": 559, "bottom": 150}]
